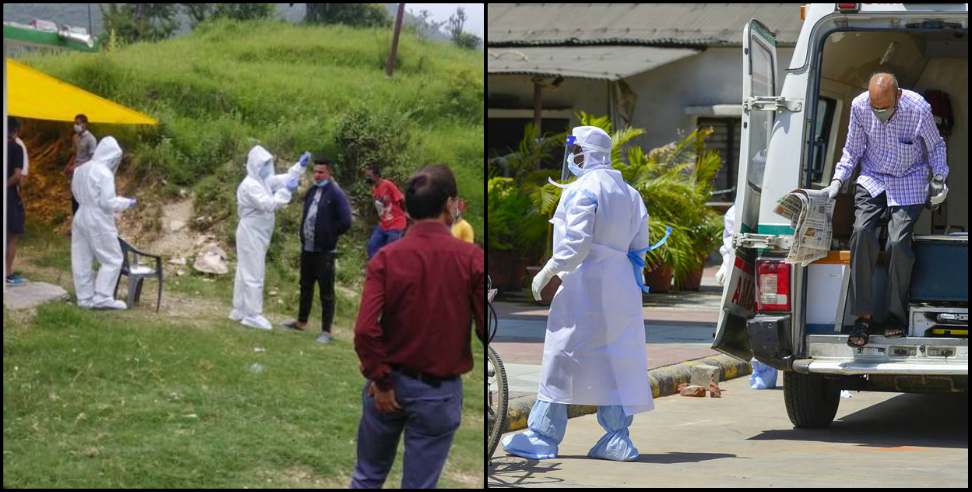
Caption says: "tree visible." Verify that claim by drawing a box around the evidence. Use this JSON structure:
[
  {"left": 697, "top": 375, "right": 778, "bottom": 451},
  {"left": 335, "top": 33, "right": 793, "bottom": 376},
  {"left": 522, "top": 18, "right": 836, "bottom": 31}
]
[
  {"left": 99, "top": 4, "right": 179, "bottom": 45},
  {"left": 447, "top": 7, "right": 480, "bottom": 49},
  {"left": 410, "top": 9, "right": 448, "bottom": 41},
  {"left": 183, "top": 4, "right": 275, "bottom": 28},
  {"left": 303, "top": 4, "right": 390, "bottom": 28}
]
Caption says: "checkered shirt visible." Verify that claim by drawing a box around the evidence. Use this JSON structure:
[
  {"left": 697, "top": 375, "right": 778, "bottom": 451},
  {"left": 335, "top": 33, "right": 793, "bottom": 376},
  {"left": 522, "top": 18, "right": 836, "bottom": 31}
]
[{"left": 832, "top": 89, "right": 949, "bottom": 206}]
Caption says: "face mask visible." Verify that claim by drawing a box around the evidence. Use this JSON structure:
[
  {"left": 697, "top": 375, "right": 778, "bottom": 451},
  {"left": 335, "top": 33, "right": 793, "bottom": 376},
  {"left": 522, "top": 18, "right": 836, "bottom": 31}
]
[
  {"left": 365, "top": 176, "right": 376, "bottom": 185},
  {"left": 314, "top": 178, "right": 330, "bottom": 187},
  {"left": 567, "top": 153, "right": 586, "bottom": 177},
  {"left": 259, "top": 163, "right": 272, "bottom": 179},
  {"left": 74, "top": 124, "right": 83, "bottom": 133},
  {"left": 872, "top": 105, "right": 895, "bottom": 123}
]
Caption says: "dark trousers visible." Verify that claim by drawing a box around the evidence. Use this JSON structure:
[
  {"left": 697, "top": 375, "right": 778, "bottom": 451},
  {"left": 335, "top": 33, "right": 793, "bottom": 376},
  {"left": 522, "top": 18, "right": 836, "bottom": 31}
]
[
  {"left": 849, "top": 185, "right": 923, "bottom": 323},
  {"left": 298, "top": 250, "right": 335, "bottom": 333},
  {"left": 350, "top": 370, "right": 462, "bottom": 489}
]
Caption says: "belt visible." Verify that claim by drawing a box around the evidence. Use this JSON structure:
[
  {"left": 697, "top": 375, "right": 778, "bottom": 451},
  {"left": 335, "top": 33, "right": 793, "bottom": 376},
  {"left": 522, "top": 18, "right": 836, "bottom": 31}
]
[{"left": 392, "top": 365, "right": 458, "bottom": 385}]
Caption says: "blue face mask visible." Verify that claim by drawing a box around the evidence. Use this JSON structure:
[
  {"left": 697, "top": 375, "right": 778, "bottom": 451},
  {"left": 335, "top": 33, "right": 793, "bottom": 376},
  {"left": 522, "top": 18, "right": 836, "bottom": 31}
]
[
  {"left": 567, "top": 153, "right": 586, "bottom": 177},
  {"left": 259, "top": 163, "right": 272, "bottom": 179},
  {"left": 314, "top": 179, "right": 330, "bottom": 187}
]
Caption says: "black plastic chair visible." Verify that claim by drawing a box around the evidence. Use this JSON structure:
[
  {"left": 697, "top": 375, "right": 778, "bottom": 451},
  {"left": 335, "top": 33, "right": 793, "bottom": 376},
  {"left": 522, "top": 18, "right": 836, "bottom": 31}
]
[{"left": 113, "top": 238, "right": 164, "bottom": 312}]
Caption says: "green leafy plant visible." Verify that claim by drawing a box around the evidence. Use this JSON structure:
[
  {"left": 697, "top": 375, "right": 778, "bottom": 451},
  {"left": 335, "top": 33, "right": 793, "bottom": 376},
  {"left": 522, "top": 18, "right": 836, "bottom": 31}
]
[{"left": 487, "top": 177, "right": 547, "bottom": 259}]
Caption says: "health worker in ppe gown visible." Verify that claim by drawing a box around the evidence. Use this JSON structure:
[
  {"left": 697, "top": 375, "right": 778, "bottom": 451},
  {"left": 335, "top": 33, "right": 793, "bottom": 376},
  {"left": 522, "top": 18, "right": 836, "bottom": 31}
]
[
  {"left": 502, "top": 126, "right": 658, "bottom": 462},
  {"left": 229, "top": 146, "right": 310, "bottom": 330},
  {"left": 71, "top": 136, "right": 137, "bottom": 310}
]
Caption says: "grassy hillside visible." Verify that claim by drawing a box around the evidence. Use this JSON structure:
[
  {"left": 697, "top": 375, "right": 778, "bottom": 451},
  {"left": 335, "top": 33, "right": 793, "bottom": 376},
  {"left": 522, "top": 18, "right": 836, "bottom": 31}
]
[
  {"left": 20, "top": 18, "right": 483, "bottom": 242},
  {"left": 5, "top": 18, "right": 484, "bottom": 488}
]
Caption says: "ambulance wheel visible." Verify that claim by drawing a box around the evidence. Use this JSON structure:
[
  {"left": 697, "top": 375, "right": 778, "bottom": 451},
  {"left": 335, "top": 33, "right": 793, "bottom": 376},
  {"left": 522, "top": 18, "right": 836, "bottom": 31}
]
[{"left": 783, "top": 371, "right": 840, "bottom": 428}]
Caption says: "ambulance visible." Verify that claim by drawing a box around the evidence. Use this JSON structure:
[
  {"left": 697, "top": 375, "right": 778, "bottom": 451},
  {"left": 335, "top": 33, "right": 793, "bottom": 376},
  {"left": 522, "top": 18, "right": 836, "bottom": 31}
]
[{"left": 714, "top": 3, "right": 968, "bottom": 427}]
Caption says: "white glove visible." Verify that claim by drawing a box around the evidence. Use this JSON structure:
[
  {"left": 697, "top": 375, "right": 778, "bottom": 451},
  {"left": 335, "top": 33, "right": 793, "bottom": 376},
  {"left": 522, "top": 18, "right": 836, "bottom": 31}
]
[
  {"left": 823, "top": 179, "right": 841, "bottom": 200},
  {"left": 127, "top": 197, "right": 137, "bottom": 209},
  {"left": 929, "top": 175, "right": 948, "bottom": 206},
  {"left": 715, "top": 262, "right": 729, "bottom": 286},
  {"left": 374, "top": 200, "right": 385, "bottom": 216},
  {"left": 531, "top": 263, "right": 558, "bottom": 302}
]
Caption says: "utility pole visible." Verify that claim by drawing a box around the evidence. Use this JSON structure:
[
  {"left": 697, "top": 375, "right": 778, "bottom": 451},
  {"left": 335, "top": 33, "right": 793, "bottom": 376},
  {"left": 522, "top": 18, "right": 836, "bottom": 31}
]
[{"left": 385, "top": 3, "right": 405, "bottom": 78}]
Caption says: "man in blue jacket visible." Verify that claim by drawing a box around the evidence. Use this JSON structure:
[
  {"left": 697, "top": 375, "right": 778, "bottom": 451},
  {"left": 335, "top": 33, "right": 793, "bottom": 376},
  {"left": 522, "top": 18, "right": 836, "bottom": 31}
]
[{"left": 282, "top": 157, "right": 352, "bottom": 343}]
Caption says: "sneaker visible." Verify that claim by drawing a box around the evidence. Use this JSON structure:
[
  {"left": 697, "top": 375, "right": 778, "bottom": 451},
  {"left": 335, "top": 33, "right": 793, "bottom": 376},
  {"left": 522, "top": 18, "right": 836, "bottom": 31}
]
[
  {"left": 315, "top": 332, "right": 333, "bottom": 344},
  {"left": 6, "top": 275, "right": 26, "bottom": 286},
  {"left": 242, "top": 315, "right": 273, "bottom": 330},
  {"left": 282, "top": 319, "right": 306, "bottom": 331},
  {"left": 93, "top": 299, "right": 127, "bottom": 310}
]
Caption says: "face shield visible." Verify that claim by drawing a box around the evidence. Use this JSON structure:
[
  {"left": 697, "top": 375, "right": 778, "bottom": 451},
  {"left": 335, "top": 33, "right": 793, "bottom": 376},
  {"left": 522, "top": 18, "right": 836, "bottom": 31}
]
[{"left": 560, "top": 135, "right": 586, "bottom": 181}]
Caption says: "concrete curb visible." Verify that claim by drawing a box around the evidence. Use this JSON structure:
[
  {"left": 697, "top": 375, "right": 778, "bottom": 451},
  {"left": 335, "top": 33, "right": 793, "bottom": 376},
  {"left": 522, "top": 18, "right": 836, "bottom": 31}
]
[{"left": 502, "top": 354, "right": 752, "bottom": 433}]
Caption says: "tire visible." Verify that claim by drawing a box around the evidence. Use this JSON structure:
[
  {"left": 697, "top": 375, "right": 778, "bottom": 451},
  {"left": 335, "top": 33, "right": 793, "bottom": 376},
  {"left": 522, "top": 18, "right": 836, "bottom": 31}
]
[
  {"left": 783, "top": 371, "right": 841, "bottom": 428},
  {"left": 487, "top": 345, "right": 509, "bottom": 460}
]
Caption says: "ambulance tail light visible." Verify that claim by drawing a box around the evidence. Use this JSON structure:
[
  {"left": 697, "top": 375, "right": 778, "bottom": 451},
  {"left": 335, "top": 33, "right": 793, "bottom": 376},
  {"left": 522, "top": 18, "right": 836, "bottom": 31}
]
[
  {"left": 756, "top": 259, "right": 791, "bottom": 312},
  {"left": 836, "top": 3, "right": 860, "bottom": 13}
]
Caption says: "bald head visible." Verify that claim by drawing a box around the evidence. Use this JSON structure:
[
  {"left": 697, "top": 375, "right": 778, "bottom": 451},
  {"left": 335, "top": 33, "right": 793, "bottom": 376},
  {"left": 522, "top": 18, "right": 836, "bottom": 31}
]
[{"left": 868, "top": 73, "right": 901, "bottom": 110}]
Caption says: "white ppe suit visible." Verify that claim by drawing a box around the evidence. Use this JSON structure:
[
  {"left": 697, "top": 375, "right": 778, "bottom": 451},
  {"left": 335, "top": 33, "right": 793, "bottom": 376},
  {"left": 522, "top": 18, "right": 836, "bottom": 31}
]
[
  {"left": 715, "top": 204, "right": 736, "bottom": 286},
  {"left": 71, "top": 136, "right": 135, "bottom": 309},
  {"left": 230, "top": 145, "right": 302, "bottom": 330},
  {"left": 503, "top": 126, "right": 653, "bottom": 462}
]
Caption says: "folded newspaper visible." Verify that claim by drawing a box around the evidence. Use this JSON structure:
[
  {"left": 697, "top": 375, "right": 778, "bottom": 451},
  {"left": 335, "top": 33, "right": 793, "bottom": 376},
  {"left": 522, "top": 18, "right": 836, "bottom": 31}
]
[{"left": 774, "top": 188, "right": 835, "bottom": 266}]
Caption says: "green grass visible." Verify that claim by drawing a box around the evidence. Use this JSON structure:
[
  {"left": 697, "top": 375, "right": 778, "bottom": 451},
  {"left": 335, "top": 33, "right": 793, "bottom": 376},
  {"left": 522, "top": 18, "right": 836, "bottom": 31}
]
[{"left": 4, "top": 228, "right": 484, "bottom": 488}]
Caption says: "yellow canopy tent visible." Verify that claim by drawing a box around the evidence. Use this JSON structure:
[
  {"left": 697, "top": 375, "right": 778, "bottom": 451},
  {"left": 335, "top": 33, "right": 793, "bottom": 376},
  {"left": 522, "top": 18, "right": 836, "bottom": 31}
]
[{"left": 5, "top": 57, "right": 157, "bottom": 125}]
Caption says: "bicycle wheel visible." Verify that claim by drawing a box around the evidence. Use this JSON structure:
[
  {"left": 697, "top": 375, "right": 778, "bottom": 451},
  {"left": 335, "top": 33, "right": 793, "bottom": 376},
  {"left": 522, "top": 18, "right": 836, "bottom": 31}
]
[{"left": 487, "top": 344, "right": 509, "bottom": 460}]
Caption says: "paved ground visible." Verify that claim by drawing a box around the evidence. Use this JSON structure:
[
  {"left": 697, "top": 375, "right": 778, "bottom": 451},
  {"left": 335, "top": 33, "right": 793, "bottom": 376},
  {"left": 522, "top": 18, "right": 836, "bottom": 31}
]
[
  {"left": 489, "top": 375, "right": 969, "bottom": 488},
  {"left": 3, "top": 281, "right": 69, "bottom": 310}
]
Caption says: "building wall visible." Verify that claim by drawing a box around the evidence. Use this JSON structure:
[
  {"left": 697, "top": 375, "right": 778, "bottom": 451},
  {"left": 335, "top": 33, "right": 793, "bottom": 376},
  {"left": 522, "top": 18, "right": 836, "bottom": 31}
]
[{"left": 487, "top": 46, "right": 794, "bottom": 153}]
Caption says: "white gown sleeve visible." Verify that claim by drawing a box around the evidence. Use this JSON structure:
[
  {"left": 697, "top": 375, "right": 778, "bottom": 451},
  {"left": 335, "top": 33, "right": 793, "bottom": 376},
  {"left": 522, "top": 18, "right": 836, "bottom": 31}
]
[{"left": 547, "top": 188, "right": 597, "bottom": 273}]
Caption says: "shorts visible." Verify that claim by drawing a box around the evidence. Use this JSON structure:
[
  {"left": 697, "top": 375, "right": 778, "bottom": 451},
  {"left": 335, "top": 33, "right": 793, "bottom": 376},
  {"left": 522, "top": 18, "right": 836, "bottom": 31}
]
[{"left": 6, "top": 197, "right": 25, "bottom": 235}]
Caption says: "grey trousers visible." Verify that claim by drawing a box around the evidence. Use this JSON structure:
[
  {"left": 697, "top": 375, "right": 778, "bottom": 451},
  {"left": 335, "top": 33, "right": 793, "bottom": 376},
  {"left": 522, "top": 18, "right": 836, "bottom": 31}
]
[{"left": 848, "top": 184, "right": 923, "bottom": 323}]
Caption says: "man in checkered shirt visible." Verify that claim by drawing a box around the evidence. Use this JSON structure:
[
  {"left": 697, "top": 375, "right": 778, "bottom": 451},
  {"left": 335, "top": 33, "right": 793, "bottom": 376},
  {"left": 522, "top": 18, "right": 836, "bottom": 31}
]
[{"left": 822, "top": 73, "right": 949, "bottom": 348}]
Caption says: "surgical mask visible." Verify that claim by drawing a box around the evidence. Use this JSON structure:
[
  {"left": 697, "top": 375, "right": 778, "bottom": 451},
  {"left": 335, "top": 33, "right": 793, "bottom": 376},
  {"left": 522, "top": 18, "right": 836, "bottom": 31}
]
[
  {"left": 259, "top": 163, "right": 272, "bottom": 179},
  {"left": 872, "top": 100, "right": 896, "bottom": 124},
  {"left": 365, "top": 176, "right": 376, "bottom": 185},
  {"left": 566, "top": 153, "right": 586, "bottom": 177},
  {"left": 74, "top": 124, "right": 83, "bottom": 133},
  {"left": 314, "top": 178, "right": 330, "bottom": 187}
]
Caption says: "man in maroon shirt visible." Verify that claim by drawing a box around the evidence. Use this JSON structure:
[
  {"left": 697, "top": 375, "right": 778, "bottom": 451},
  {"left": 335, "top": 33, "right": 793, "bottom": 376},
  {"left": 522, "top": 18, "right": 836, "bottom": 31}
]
[{"left": 351, "top": 164, "right": 485, "bottom": 489}]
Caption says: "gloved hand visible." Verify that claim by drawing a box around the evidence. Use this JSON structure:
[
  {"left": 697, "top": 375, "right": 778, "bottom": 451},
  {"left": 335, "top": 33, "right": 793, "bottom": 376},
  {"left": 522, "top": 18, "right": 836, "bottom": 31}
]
[
  {"left": 127, "top": 197, "right": 137, "bottom": 208},
  {"left": 929, "top": 175, "right": 948, "bottom": 206},
  {"left": 823, "top": 179, "right": 841, "bottom": 200},
  {"left": 298, "top": 151, "right": 312, "bottom": 168},
  {"left": 286, "top": 176, "right": 299, "bottom": 192},
  {"left": 715, "top": 262, "right": 730, "bottom": 286},
  {"left": 374, "top": 200, "right": 385, "bottom": 216},
  {"left": 531, "top": 263, "right": 558, "bottom": 302}
]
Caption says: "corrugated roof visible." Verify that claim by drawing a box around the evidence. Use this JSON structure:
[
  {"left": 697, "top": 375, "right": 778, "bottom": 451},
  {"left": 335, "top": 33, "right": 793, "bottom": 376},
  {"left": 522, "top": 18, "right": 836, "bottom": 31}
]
[
  {"left": 488, "top": 45, "right": 701, "bottom": 80},
  {"left": 487, "top": 3, "right": 804, "bottom": 48}
]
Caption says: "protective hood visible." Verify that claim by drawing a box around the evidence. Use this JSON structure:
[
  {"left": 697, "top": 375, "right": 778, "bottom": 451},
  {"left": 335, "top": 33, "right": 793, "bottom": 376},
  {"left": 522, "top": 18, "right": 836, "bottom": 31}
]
[
  {"left": 572, "top": 126, "right": 612, "bottom": 170},
  {"left": 90, "top": 136, "right": 123, "bottom": 174},
  {"left": 246, "top": 145, "right": 273, "bottom": 179}
]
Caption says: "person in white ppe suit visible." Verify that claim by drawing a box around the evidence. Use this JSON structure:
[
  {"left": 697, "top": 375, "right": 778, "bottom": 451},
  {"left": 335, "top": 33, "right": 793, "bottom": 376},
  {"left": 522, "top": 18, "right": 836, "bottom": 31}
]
[
  {"left": 229, "top": 145, "right": 309, "bottom": 330},
  {"left": 714, "top": 204, "right": 735, "bottom": 286},
  {"left": 501, "top": 126, "right": 657, "bottom": 462},
  {"left": 71, "top": 136, "right": 137, "bottom": 309}
]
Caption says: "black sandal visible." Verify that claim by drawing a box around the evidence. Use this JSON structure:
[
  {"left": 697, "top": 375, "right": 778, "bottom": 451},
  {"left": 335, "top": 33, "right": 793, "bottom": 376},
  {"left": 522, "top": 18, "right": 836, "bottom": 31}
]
[
  {"left": 847, "top": 319, "right": 870, "bottom": 348},
  {"left": 883, "top": 318, "right": 906, "bottom": 338}
]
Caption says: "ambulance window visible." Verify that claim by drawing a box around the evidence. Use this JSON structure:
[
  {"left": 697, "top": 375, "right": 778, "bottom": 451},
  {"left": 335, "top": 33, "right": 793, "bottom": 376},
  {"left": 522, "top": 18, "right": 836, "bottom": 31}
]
[{"left": 746, "top": 35, "right": 775, "bottom": 192}]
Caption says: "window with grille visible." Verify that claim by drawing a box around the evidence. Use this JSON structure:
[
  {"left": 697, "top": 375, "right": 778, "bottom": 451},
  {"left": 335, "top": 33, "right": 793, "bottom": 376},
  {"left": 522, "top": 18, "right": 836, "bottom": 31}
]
[{"left": 697, "top": 117, "right": 741, "bottom": 202}]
